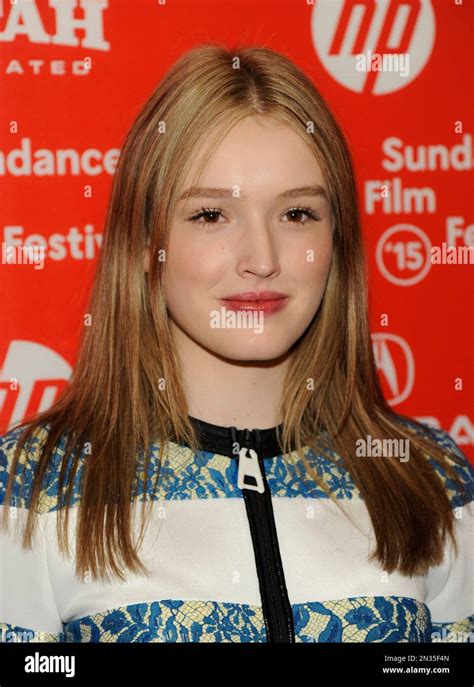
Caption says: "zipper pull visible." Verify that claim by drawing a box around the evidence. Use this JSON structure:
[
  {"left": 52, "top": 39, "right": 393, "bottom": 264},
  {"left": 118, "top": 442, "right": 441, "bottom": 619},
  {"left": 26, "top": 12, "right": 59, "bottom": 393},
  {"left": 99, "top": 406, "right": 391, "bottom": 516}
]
[
  {"left": 237, "top": 446, "right": 265, "bottom": 493},
  {"left": 230, "top": 426, "right": 265, "bottom": 493}
]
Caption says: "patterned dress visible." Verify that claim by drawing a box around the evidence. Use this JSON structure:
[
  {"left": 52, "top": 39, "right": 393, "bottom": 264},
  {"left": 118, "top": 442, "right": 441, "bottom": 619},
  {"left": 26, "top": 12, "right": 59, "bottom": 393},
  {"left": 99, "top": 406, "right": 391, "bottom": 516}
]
[{"left": 0, "top": 415, "right": 472, "bottom": 643}]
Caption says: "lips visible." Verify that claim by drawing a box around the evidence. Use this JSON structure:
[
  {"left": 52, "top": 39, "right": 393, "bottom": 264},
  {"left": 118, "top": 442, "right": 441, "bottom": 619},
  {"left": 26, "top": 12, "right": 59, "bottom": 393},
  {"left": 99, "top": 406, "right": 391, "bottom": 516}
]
[
  {"left": 221, "top": 291, "right": 289, "bottom": 301},
  {"left": 219, "top": 291, "right": 290, "bottom": 314}
]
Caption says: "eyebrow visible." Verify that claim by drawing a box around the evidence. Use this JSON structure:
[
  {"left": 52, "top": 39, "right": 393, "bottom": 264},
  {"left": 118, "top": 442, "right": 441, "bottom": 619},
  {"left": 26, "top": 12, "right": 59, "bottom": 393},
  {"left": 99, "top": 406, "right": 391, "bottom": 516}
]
[{"left": 177, "top": 184, "right": 329, "bottom": 202}]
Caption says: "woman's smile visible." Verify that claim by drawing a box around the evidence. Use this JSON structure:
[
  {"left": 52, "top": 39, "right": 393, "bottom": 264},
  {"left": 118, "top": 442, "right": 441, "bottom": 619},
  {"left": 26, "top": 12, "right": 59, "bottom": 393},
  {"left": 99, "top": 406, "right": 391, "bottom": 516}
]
[{"left": 218, "top": 296, "right": 290, "bottom": 315}]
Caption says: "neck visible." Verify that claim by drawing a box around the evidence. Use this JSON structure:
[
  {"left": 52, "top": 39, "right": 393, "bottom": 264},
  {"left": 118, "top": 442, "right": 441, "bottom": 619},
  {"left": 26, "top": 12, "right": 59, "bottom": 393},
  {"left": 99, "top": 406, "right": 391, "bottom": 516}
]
[{"left": 170, "top": 321, "right": 293, "bottom": 430}]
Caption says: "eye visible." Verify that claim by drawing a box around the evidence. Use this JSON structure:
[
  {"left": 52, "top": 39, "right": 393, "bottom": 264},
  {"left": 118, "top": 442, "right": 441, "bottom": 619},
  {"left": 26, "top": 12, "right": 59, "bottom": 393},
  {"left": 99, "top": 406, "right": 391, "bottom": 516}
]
[
  {"left": 283, "top": 206, "right": 321, "bottom": 225},
  {"left": 187, "top": 207, "right": 225, "bottom": 227},
  {"left": 186, "top": 205, "right": 322, "bottom": 228}
]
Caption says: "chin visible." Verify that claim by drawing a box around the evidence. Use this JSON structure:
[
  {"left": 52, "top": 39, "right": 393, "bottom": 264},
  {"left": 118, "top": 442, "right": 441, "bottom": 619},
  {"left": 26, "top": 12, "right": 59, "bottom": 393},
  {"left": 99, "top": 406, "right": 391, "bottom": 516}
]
[{"left": 209, "top": 335, "right": 293, "bottom": 362}]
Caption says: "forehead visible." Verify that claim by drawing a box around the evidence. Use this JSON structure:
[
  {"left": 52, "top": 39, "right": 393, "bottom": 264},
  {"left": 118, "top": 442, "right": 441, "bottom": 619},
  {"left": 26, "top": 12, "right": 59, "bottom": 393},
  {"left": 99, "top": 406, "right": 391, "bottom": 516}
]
[{"left": 179, "top": 116, "right": 327, "bottom": 194}]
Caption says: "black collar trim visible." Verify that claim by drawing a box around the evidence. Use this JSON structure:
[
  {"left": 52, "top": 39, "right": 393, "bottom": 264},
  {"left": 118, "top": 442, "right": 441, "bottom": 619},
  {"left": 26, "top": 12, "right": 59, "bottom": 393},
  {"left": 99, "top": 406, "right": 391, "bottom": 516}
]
[{"left": 182, "top": 415, "right": 291, "bottom": 459}]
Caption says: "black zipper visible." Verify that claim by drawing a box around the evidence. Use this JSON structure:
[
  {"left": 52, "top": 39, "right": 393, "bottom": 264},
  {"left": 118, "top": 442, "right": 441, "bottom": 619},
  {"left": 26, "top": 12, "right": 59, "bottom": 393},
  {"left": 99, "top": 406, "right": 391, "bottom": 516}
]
[{"left": 230, "top": 425, "right": 295, "bottom": 643}]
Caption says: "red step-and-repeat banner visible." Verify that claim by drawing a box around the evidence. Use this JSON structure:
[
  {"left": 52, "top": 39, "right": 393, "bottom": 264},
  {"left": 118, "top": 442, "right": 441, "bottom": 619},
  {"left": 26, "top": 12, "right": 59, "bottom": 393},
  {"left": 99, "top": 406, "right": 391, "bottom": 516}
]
[{"left": 1, "top": 0, "right": 473, "bottom": 458}]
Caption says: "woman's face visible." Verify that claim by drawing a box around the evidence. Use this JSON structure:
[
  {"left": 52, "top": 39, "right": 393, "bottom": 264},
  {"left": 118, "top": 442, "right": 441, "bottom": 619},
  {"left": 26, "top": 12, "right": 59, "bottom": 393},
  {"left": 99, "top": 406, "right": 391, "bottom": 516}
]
[{"left": 162, "top": 116, "right": 334, "bottom": 361}]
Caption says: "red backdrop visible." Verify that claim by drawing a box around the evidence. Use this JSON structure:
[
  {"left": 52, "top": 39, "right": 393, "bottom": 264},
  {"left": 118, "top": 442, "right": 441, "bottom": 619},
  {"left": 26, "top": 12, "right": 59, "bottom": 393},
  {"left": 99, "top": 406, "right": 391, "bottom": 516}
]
[{"left": 1, "top": 0, "right": 473, "bottom": 460}]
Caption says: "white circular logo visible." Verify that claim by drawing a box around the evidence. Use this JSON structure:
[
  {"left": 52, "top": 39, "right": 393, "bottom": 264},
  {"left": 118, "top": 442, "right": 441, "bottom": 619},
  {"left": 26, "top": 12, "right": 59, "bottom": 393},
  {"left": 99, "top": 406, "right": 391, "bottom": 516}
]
[
  {"left": 376, "top": 224, "right": 432, "bottom": 285},
  {"left": 311, "top": 0, "right": 436, "bottom": 95},
  {"left": 0, "top": 340, "right": 71, "bottom": 429}
]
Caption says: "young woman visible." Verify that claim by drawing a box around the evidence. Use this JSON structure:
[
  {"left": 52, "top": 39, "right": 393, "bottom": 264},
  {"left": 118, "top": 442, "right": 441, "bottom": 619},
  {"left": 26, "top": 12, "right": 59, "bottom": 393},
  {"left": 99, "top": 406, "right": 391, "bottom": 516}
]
[{"left": 1, "top": 44, "right": 472, "bottom": 644}]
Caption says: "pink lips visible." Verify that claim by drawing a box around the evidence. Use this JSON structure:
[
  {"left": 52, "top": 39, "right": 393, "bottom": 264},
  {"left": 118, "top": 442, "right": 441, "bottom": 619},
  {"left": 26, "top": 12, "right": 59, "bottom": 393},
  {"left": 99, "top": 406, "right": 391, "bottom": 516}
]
[{"left": 219, "top": 291, "right": 290, "bottom": 315}]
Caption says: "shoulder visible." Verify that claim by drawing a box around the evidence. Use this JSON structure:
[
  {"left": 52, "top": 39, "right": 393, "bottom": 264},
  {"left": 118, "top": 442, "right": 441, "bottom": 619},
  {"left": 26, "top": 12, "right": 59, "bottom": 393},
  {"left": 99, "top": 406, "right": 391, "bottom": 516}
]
[
  {"left": 396, "top": 416, "right": 474, "bottom": 508},
  {"left": 0, "top": 422, "right": 76, "bottom": 512},
  {"left": 0, "top": 423, "right": 47, "bottom": 507}
]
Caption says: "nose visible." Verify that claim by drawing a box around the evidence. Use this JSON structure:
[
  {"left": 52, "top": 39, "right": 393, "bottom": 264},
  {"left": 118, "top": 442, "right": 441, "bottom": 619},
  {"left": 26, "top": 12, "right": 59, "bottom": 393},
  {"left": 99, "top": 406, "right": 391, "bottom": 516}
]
[{"left": 235, "top": 218, "right": 281, "bottom": 279}]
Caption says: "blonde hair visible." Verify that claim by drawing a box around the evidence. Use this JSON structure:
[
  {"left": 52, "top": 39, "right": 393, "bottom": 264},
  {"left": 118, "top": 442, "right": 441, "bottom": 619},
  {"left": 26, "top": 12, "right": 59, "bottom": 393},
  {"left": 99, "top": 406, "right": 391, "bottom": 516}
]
[{"left": 2, "top": 43, "right": 467, "bottom": 582}]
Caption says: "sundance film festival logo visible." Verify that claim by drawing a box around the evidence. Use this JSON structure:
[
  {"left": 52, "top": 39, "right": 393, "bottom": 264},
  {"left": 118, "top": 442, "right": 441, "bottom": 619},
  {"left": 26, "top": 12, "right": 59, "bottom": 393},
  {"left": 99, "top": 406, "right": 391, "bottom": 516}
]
[{"left": 311, "top": 0, "right": 435, "bottom": 94}]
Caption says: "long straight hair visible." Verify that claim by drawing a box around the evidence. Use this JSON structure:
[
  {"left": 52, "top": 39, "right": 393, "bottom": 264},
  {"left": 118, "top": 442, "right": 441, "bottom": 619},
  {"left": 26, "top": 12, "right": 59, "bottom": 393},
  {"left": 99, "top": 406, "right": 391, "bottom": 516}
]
[{"left": 1, "top": 44, "right": 468, "bottom": 583}]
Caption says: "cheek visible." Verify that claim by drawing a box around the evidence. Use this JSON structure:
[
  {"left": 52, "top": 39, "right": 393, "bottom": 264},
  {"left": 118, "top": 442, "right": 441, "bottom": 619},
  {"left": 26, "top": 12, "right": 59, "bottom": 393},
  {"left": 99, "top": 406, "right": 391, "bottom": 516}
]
[
  {"left": 312, "top": 236, "right": 333, "bottom": 278},
  {"left": 289, "top": 230, "right": 333, "bottom": 281},
  {"left": 290, "top": 232, "right": 333, "bottom": 312},
  {"left": 163, "top": 235, "right": 225, "bottom": 306}
]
